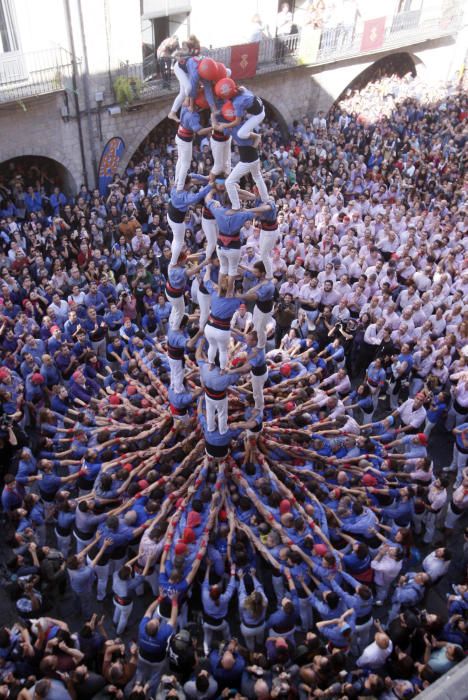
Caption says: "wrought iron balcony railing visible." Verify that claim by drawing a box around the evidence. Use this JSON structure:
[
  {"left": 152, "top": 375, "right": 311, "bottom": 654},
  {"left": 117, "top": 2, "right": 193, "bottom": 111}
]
[
  {"left": 0, "top": 47, "right": 74, "bottom": 104},
  {"left": 114, "top": 0, "right": 463, "bottom": 105}
]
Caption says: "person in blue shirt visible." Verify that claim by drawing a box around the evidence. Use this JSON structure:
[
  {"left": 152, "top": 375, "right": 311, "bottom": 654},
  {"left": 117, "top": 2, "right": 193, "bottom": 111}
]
[
  {"left": 202, "top": 276, "right": 241, "bottom": 370},
  {"left": 24, "top": 187, "right": 42, "bottom": 213},
  {"left": 387, "top": 571, "right": 429, "bottom": 623},
  {"left": 205, "top": 190, "right": 270, "bottom": 296},
  {"left": 198, "top": 357, "right": 242, "bottom": 434},
  {"left": 201, "top": 561, "right": 236, "bottom": 655},
  {"left": 237, "top": 260, "right": 276, "bottom": 349},
  {"left": 209, "top": 645, "right": 246, "bottom": 693},
  {"left": 258, "top": 199, "right": 278, "bottom": 279},
  {"left": 166, "top": 253, "right": 207, "bottom": 331},
  {"left": 50, "top": 187, "right": 67, "bottom": 215},
  {"left": 175, "top": 105, "right": 212, "bottom": 192},
  {"left": 168, "top": 177, "right": 212, "bottom": 265},
  {"left": 167, "top": 313, "right": 192, "bottom": 393},
  {"left": 198, "top": 396, "right": 252, "bottom": 460},
  {"left": 424, "top": 391, "right": 449, "bottom": 437},
  {"left": 136, "top": 595, "right": 178, "bottom": 693},
  {"left": 84, "top": 282, "right": 107, "bottom": 314}
]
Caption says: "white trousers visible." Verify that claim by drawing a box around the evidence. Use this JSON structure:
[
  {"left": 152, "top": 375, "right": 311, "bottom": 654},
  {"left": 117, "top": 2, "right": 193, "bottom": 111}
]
[
  {"left": 198, "top": 290, "right": 211, "bottom": 329},
  {"left": 167, "top": 294, "right": 185, "bottom": 331},
  {"left": 253, "top": 305, "right": 272, "bottom": 349},
  {"left": 170, "top": 62, "right": 191, "bottom": 113},
  {"left": 237, "top": 108, "right": 265, "bottom": 139},
  {"left": 444, "top": 501, "right": 464, "bottom": 529},
  {"left": 216, "top": 245, "right": 241, "bottom": 276},
  {"left": 240, "top": 621, "right": 265, "bottom": 651},
  {"left": 92, "top": 561, "right": 110, "bottom": 601},
  {"left": 225, "top": 159, "right": 268, "bottom": 210},
  {"left": 259, "top": 229, "right": 278, "bottom": 279},
  {"left": 175, "top": 135, "right": 193, "bottom": 191},
  {"left": 251, "top": 370, "right": 268, "bottom": 412},
  {"left": 210, "top": 135, "right": 232, "bottom": 175},
  {"left": 206, "top": 394, "right": 228, "bottom": 434},
  {"left": 169, "top": 358, "right": 185, "bottom": 393},
  {"left": 205, "top": 324, "right": 230, "bottom": 369},
  {"left": 168, "top": 215, "right": 186, "bottom": 266},
  {"left": 203, "top": 620, "right": 230, "bottom": 655},
  {"left": 201, "top": 215, "right": 219, "bottom": 260},
  {"left": 113, "top": 599, "right": 133, "bottom": 634}
]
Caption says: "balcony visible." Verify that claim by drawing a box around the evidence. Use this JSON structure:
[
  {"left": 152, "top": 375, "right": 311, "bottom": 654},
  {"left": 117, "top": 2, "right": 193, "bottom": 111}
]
[
  {"left": 114, "top": 0, "right": 463, "bottom": 105},
  {"left": 0, "top": 47, "right": 74, "bottom": 105}
]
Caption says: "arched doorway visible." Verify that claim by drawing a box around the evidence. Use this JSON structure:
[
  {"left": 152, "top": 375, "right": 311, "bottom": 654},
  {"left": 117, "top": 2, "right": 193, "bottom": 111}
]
[
  {"left": 0, "top": 155, "right": 77, "bottom": 199},
  {"left": 333, "top": 52, "right": 417, "bottom": 107},
  {"left": 123, "top": 98, "right": 289, "bottom": 178}
]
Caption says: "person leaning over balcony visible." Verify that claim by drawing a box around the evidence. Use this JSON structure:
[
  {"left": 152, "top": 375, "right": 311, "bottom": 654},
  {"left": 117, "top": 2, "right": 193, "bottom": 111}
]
[{"left": 157, "top": 35, "right": 179, "bottom": 89}]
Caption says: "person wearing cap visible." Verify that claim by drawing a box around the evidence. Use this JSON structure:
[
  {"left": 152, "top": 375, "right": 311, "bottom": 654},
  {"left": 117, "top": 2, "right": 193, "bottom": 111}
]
[
  {"left": 201, "top": 562, "right": 236, "bottom": 655},
  {"left": 316, "top": 608, "right": 355, "bottom": 650}
]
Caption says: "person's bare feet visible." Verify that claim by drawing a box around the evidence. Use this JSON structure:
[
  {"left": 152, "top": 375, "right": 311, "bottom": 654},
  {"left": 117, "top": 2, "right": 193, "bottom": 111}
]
[{"left": 168, "top": 111, "right": 180, "bottom": 123}]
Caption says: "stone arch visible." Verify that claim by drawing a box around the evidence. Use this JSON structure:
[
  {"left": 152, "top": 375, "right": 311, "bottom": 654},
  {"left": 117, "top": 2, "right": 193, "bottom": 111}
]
[
  {"left": 0, "top": 152, "right": 78, "bottom": 194},
  {"left": 259, "top": 97, "right": 289, "bottom": 139},
  {"left": 119, "top": 100, "right": 173, "bottom": 173},
  {"left": 332, "top": 51, "right": 418, "bottom": 107}
]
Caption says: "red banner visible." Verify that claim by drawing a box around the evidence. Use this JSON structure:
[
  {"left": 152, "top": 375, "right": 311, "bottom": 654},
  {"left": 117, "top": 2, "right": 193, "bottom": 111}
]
[
  {"left": 230, "top": 42, "right": 259, "bottom": 80},
  {"left": 360, "top": 17, "right": 386, "bottom": 52}
]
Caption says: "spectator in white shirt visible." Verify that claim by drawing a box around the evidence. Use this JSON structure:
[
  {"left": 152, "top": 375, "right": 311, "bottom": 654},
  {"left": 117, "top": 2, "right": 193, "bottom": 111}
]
[
  {"left": 422, "top": 547, "right": 452, "bottom": 583},
  {"left": 356, "top": 631, "right": 393, "bottom": 670}
]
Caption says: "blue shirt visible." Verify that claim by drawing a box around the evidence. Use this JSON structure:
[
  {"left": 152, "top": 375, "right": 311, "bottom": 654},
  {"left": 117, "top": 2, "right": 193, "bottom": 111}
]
[
  {"left": 199, "top": 361, "right": 240, "bottom": 392},
  {"left": 138, "top": 617, "right": 173, "bottom": 662},
  {"left": 179, "top": 106, "right": 202, "bottom": 133},
  {"left": 170, "top": 184, "right": 211, "bottom": 212},
  {"left": 232, "top": 88, "right": 255, "bottom": 117},
  {"left": 206, "top": 201, "right": 255, "bottom": 236},
  {"left": 205, "top": 281, "right": 241, "bottom": 319}
]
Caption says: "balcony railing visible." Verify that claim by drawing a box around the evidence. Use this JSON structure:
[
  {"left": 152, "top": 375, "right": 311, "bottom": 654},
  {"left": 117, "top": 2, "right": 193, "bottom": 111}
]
[
  {"left": 114, "top": 0, "right": 463, "bottom": 104},
  {"left": 0, "top": 47, "right": 74, "bottom": 104}
]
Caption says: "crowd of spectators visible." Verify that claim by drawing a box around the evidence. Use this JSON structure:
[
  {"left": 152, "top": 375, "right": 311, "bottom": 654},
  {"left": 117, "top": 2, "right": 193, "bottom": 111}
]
[{"left": 0, "top": 70, "right": 466, "bottom": 700}]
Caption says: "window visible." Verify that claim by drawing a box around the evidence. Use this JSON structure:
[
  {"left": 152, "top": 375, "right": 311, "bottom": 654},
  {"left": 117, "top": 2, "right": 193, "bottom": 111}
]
[{"left": 0, "top": 0, "right": 19, "bottom": 54}]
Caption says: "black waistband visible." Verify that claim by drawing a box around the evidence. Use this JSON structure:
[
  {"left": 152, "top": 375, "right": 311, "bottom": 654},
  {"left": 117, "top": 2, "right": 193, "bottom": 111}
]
[
  {"left": 203, "top": 612, "right": 226, "bottom": 626},
  {"left": 166, "top": 283, "right": 184, "bottom": 298},
  {"left": 205, "top": 386, "right": 227, "bottom": 400},
  {"left": 212, "top": 131, "right": 230, "bottom": 142},
  {"left": 205, "top": 441, "right": 229, "bottom": 458},
  {"left": 168, "top": 203, "right": 186, "bottom": 223},
  {"left": 252, "top": 363, "right": 267, "bottom": 376},
  {"left": 202, "top": 207, "right": 214, "bottom": 220},
  {"left": 256, "top": 299, "right": 273, "bottom": 313},
  {"left": 356, "top": 612, "right": 373, "bottom": 625},
  {"left": 208, "top": 315, "right": 231, "bottom": 330},
  {"left": 168, "top": 344, "right": 185, "bottom": 360},
  {"left": 261, "top": 220, "right": 278, "bottom": 231}
]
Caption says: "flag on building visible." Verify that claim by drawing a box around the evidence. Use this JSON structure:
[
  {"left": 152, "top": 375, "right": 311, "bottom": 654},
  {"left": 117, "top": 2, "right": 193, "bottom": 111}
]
[
  {"left": 230, "top": 42, "right": 259, "bottom": 80},
  {"left": 360, "top": 17, "right": 386, "bottom": 52}
]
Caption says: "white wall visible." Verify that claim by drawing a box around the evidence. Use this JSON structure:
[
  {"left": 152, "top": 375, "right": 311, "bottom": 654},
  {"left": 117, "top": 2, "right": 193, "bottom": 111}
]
[
  {"left": 12, "top": 0, "right": 141, "bottom": 72},
  {"left": 190, "top": 0, "right": 277, "bottom": 48}
]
